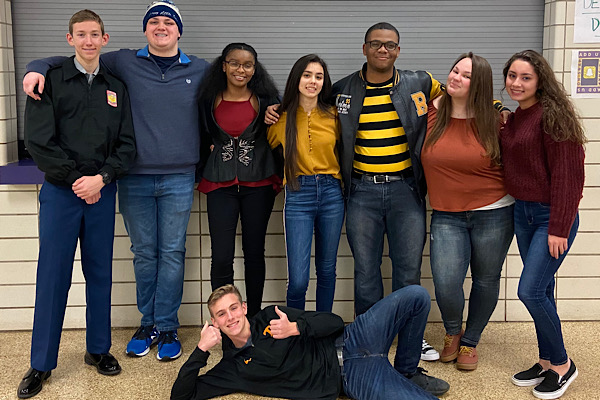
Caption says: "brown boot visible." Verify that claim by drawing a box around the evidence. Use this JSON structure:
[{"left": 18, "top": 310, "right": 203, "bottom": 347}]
[
  {"left": 440, "top": 331, "right": 462, "bottom": 362},
  {"left": 456, "top": 346, "right": 478, "bottom": 371}
]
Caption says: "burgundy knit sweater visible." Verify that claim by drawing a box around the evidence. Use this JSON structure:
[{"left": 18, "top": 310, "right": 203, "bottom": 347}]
[{"left": 500, "top": 102, "right": 585, "bottom": 238}]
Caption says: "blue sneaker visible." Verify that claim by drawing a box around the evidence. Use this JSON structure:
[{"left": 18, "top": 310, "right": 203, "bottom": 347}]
[
  {"left": 126, "top": 325, "right": 158, "bottom": 357},
  {"left": 156, "top": 330, "right": 182, "bottom": 361}
]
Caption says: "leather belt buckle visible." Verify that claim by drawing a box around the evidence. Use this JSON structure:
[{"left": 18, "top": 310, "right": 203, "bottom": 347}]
[{"left": 373, "top": 175, "right": 388, "bottom": 184}]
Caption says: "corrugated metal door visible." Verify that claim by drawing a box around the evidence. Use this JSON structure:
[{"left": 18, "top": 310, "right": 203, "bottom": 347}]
[{"left": 12, "top": 0, "right": 543, "bottom": 139}]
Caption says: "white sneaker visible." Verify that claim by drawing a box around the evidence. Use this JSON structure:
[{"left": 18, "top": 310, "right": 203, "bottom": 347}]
[{"left": 421, "top": 339, "right": 440, "bottom": 361}]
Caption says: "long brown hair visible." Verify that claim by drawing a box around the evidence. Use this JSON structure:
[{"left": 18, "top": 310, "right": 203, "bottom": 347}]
[
  {"left": 503, "top": 50, "right": 586, "bottom": 144},
  {"left": 279, "top": 54, "right": 333, "bottom": 190},
  {"left": 425, "top": 52, "right": 501, "bottom": 164}
]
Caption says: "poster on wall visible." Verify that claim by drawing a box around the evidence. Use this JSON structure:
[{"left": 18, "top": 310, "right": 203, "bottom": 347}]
[
  {"left": 571, "top": 50, "right": 600, "bottom": 97},
  {"left": 574, "top": 0, "right": 600, "bottom": 43}
]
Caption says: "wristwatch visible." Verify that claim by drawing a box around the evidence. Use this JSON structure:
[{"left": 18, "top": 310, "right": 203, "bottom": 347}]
[{"left": 99, "top": 171, "right": 111, "bottom": 185}]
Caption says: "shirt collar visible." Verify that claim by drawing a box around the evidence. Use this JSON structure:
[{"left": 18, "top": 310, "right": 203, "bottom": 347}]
[{"left": 73, "top": 57, "right": 100, "bottom": 76}]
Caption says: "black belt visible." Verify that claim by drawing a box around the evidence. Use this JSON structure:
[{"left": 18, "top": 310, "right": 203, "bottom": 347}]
[{"left": 352, "top": 167, "right": 413, "bottom": 184}]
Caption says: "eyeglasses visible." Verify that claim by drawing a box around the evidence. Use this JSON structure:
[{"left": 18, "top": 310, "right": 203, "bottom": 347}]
[
  {"left": 223, "top": 60, "right": 255, "bottom": 72},
  {"left": 365, "top": 40, "right": 399, "bottom": 51}
]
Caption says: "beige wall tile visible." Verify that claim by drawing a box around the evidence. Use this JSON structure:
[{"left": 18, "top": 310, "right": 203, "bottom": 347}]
[
  {"left": 506, "top": 300, "right": 534, "bottom": 321},
  {"left": 557, "top": 256, "right": 600, "bottom": 277},
  {"left": 0, "top": 214, "right": 38, "bottom": 237},
  {"left": 584, "top": 142, "right": 600, "bottom": 164},
  {"left": 0, "top": 261, "right": 37, "bottom": 284},
  {"left": 0, "top": 190, "right": 38, "bottom": 213},
  {"left": 582, "top": 118, "right": 600, "bottom": 141},
  {"left": 566, "top": 0, "right": 575, "bottom": 23},
  {"left": 580, "top": 187, "right": 600, "bottom": 209},
  {"left": 0, "top": 308, "right": 34, "bottom": 330},
  {"left": 569, "top": 232, "right": 600, "bottom": 254},
  {"left": 506, "top": 255, "right": 523, "bottom": 278},
  {"left": 546, "top": 49, "right": 565, "bottom": 71},
  {"left": 111, "top": 282, "right": 137, "bottom": 305},
  {"left": 558, "top": 299, "right": 600, "bottom": 320},
  {"left": 550, "top": 1, "right": 567, "bottom": 25},
  {"left": 0, "top": 184, "right": 37, "bottom": 192},
  {"left": 0, "top": 238, "right": 38, "bottom": 261},
  {"left": 557, "top": 277, "right": 600, "bottom": 298},
  {"left": 585, "top": 165, "right": 600, "bottom": 186},
  {"left": 571, "top": 97, "right": 600, "bottom": 116},
  {"left": 578, "top": 210, "right": 600, "bottom": 232},
  {"left": 565, "top": 25, "right": 574, "bottom": 48},
  {"left": 181, "top": 281, "right": 201, "bottom": 303},
  {"left": 331, "top": 301, "right": 355, "bottom": 322},
  {"left": 0, "top": 284, "right": 35, "bottom": 307}
]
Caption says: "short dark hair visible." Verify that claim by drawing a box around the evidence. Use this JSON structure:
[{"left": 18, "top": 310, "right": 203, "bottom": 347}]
[
  {"left": 364, "top": 22, "right": 399, "bottom": 43},
  {"left": 207, "top": 284, "right": 243, "bottom": 317},
  {"left": 69, "top": 9, "right": 105, "bottom": 35}
]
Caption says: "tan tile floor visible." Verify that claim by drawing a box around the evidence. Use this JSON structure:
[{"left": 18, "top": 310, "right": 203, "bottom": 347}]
[{"left": 1, "top": 322, "right": 597, "bottom": 400}]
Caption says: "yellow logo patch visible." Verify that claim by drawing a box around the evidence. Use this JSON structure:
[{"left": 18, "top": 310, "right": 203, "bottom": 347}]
[
  {"left": 106, "top": 90, "right": 117, "bottom": 108},
  {"left": 263, "top": 325, "right": 272, "bottom": 337},
  {"left": 410, "top": 91, "right": 427, "bottom": 117}
]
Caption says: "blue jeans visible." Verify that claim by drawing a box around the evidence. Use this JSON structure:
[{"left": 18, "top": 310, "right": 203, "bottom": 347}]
[
  {"left": 346, "top": 176, "right": 426, "bottom": 315},
  {"left": 514, "top": 200, "right": 579, "bottom": 365},
  {"left": 342, "top": 285, "right": 436, "bottom": 400},
  {"left": 118, "top": 173, "right": 195, "bottom": 331},
  {"left": 430, "top": 205, "right": 514, "bottom": 346},
  {"left": 284, "top": 175, "right": 345, "bottom": 312},
  {"left": 31, "top": 182, "right": 116, "bottom": 371}
]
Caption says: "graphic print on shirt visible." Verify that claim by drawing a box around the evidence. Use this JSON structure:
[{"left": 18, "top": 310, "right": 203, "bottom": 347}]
[{"left": 263, "top": 325, "right": 272, "bottom": 337}]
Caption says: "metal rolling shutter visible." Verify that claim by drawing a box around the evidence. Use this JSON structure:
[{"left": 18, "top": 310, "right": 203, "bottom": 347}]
[{"left": 12, "top": 0, "right": 543, "bottom": 140}]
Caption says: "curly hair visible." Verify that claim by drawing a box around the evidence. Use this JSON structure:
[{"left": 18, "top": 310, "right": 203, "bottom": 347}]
[
  {"left": 425, "top": 52, "right": 501, "bottom": 165},
  {"left": 279, "top": 54, "right": 335, "bottom": 190},
  {"left": 503, "top": 50, "right": 586, "bottom": 144},
  {"left": 199, "top": 42, "right": 278, "bottom": 101}
]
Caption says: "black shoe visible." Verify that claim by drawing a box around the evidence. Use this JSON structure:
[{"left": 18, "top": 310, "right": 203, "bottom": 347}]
[
  {"left": 511, "top": 363, "right": 547, "bottom": 387},
  {"left": 17, "top": 368, "right": 51, "bottom": 399},
  {"left": 532, "top": 359, "right": 578, "bottom": 400},
  {"left": 405, "top": 367, "right": 450, "bottom": 396},
  {"left": 84, "top": 351, "right": 122, "bottom": 376}
]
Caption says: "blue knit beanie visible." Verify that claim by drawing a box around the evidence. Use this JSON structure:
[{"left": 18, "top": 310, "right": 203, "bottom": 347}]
[{"left": 143, "top": 0, "right": 183, "bottom": 35}]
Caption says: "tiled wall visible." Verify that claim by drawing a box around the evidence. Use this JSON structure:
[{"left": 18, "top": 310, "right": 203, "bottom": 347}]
[
  {"left": 0, "top": 0, "right": 17, "bottom": 166},
  {"left": 1, "top": 1, "right": 599, "bottom": 331}
]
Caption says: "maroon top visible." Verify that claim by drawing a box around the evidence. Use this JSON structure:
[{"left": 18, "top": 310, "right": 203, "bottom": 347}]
[
  {"left": 198, "top": 95, "right": 280, "bottom": 194},
  {"left": 500, "top": 102, "right": 585, "bottom": 237}
]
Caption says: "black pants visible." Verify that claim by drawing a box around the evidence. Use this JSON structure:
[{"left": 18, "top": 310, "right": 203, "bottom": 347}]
[{"left": 206, "top": 184, "right": 276, "bottom": 316}]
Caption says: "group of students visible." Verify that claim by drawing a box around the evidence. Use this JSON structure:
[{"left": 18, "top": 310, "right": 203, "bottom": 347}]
[{"left": 16, "top": 1, "right": 585, "bottom": 400}]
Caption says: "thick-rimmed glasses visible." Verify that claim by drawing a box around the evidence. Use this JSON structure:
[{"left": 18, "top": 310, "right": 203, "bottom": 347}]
[
  {"left": 365, "top": 40, "right": 399, "bottom": 51},
  {"left": 224, "top": 60, "right": 255, "bottom": 72}
]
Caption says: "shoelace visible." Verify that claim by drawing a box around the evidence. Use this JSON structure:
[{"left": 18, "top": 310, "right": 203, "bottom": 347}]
[
  {"left": 133, "top": 326, "right": 154, "bottom": 340},
  {"left": 422, "top": 339, "right": 434, "bottom": 350},
  {"left": 158, "top": 331, "right": 177, "bottom": 344},
  {"left": 443, "top": 334, "right": 454, "bottom": 348},
  {"left": 458, "top": 346, "right": 474, "bottom": 356}
]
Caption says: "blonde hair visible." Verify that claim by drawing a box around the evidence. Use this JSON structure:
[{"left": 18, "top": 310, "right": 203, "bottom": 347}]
[{"left": 207, "top": 284, "right": 242, "bottom": 316}]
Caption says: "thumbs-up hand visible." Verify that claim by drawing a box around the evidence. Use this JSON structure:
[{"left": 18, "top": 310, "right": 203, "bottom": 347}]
[
  {"left": 198, "top": 321, "right": 222, "bottom": 351},
  {"left": 269, "top": 306, "right": 300, "bottom": 339}
]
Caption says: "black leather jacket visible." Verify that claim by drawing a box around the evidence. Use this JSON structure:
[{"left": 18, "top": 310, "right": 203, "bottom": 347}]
[{"left": 331, "top": 64, "right": 442, "bottom": 200}]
